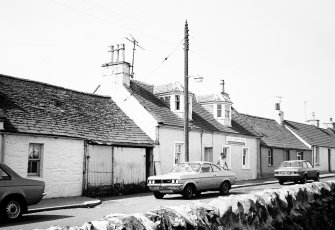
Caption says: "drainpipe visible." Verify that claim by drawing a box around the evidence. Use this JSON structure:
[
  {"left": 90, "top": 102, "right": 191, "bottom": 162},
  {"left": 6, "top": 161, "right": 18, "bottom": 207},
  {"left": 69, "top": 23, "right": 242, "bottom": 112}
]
[
  {"left": 259, "top": 142, "right": 262, "bottom": 178},
  {"left": 200, "top": 130, "right": 203, "bottom": 161},
  {"left": 83, "top": 141, "right": 89, "bottom": 193},
  {"left": 112, "top": 146, "right": 114, "bottom": 190},
  {"left": 0, "top": 133, "right": 5, "bottom": 163}
]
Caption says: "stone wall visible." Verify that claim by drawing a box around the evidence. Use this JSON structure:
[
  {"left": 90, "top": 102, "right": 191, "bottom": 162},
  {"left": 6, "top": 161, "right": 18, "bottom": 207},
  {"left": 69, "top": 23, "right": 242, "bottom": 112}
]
[{"left": 45, "top": 180, "right": 335, "bottom": 230}]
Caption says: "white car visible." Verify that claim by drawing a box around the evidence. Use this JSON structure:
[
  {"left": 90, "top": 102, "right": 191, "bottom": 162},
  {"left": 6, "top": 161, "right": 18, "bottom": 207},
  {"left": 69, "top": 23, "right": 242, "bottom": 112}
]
[{"left": 147, "top": 161, "right": 237, "bottom": 199}]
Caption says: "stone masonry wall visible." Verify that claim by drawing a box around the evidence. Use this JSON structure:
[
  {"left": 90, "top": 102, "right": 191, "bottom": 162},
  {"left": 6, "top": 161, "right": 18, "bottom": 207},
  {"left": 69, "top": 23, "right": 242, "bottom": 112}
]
[{"left": 45, "top": 180, "right": 335, "bottom": 230}]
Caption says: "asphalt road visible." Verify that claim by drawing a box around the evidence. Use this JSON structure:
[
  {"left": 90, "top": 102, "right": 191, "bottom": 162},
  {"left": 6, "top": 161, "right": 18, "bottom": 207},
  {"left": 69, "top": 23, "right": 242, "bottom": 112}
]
[{"left": 1, "top": 177, "right": 334, "bottom": 230}]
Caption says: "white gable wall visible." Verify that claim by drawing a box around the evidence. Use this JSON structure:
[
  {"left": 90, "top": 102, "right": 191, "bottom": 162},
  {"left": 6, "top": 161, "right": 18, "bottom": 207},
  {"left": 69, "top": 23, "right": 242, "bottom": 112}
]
[
  {"left": 105, "top": 84, "right": 158, "bottom": 141},
  {"left": 3, "top": 134, "right": 83, "bottom": 198}
]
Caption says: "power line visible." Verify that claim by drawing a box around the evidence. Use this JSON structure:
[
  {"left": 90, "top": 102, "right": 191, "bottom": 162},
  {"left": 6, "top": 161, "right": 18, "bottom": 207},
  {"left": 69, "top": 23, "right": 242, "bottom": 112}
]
[
  {"left": 122, "top": 37, "right": 185, "bottom": 102},
  {"left": 143, "top": 37, "right": 184, "bottom": 83}
]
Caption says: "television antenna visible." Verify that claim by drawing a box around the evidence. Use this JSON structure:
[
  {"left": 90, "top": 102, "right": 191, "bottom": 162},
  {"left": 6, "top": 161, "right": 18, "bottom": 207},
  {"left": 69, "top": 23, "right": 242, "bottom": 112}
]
[{"left": 125, "top": 34, "right": 145, "bottom": 77}]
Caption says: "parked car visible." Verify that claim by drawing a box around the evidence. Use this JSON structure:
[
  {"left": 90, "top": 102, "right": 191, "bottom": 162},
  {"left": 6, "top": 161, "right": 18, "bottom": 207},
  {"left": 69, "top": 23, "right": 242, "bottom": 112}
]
[
  {"left": 0, "top": 163, "right": 45, "bottom": 221},
  {"left": 147, "top": 161, "right": 237, "bottom": 199},
  {"left": 274, "top": 160, "right": 320, "bottom": 185}
]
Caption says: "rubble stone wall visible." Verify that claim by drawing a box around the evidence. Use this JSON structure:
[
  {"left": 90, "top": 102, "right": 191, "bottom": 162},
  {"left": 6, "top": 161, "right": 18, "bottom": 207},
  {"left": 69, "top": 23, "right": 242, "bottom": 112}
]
[{"left": 46, "top": 180, "right": 335, "bottom": 230}]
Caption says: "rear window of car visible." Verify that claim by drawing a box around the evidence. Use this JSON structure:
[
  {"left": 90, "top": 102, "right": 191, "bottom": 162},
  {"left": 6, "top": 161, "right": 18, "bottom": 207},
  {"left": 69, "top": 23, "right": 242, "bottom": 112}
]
[
  {"left": 281, "top": 161, "right": 302, "bottom": 167},
  {"left": 0, "top": 167, "right": 10, "bottom": 180}
]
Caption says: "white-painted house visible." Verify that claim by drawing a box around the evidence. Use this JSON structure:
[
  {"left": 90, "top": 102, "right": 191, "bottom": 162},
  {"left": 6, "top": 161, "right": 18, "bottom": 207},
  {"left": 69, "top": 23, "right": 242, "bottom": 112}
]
[
  {"left": 283, "top": 120, "right": 335, "bottom": 173},
  {"left": 97, "top": 45, "right": 259, "bottom": 180},
  {"left": 0, "top": 74, "right": 153, "bottom": 198}
]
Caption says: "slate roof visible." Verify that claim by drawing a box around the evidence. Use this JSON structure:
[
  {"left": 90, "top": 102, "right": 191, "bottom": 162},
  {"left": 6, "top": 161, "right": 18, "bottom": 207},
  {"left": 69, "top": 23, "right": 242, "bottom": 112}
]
[
  {"left": 0, "top": 74, "right": 153, "bottom": 146},
  {"left": 232, "top": 111, "right": 310, "bottom": 150},
  {"left": 154, "top": 82, "right": 183, "bottom": 94},
  {"left": 284, "top": 120, "right": 335, "bottom": 148},
  {"left": 128, "top": 80, "right": 257, "bottom": 136},
  {"left": 197, "top": 94, "right": 232, "bottom": 103}
]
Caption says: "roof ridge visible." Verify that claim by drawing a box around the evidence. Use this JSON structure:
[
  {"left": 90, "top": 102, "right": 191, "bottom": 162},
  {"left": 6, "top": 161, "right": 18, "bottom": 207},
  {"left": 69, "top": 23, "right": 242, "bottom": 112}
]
[
  {"left": 239, "top": 112, "right": 276, "bottom": 122},
  {"left": 0, "top": 73, "right": 109, "bottom": 99}
]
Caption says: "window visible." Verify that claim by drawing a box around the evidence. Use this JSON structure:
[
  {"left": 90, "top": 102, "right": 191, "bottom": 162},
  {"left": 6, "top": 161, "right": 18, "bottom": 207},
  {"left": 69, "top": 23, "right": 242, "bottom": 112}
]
[
  {"left": 221, "top": 146, "right": 231, "bottom": 169},
  {"left": 175, "top": 95, "right": 180, "bottom": 110},
  {"left": 28, "top": 143, "right": 43, "bottom": 176},
  {"left": 297, "top": 152, "right": 303, "bottom": 160},
  {"left": 174, "top": 143, "right": 183, "bottom": 164},
  {"left": 242, "top": 147, "right": 250, "bottom": 169},
  {"left": 306, "top": 161, "right": 313, "bottom": 168},
  {"left": 201, "top": 163, "right": 213, "bottom": 173},
  {"left": 204, "top": 147, "right": 213, "bottom": 162},
  {"left": 225, "top": 105, "right": 230, "bottom": 118},
  {"left": 315, "top": 147, "right": 319, "bottom": 165},
  {"left": 212, "top": 164, "right": 221, "bottom": 172},
  {"left": 0, "top": 167, "right": 10, "bottom": 180},
  {"left": 285, "top": 150, "right": 290, "bottom": 161},
  {"left": 268, "top": 149, "right": 273, "bottom": 166},
  {"left": 217, "top": 104, "right": 222, "bottom": 118}
]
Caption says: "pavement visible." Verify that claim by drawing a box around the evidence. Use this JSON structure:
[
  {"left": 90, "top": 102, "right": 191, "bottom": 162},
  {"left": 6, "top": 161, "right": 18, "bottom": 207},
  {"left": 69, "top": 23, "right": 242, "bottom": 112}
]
[{"left": 28, "top": 173, "right": 335, "bottom": 213}]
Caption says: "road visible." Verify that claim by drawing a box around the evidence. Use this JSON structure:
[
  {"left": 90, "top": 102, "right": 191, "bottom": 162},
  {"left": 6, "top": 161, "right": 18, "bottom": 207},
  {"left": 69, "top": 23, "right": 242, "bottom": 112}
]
[{"left": 0, "top": 178, "right": 333, "bottom": 230}]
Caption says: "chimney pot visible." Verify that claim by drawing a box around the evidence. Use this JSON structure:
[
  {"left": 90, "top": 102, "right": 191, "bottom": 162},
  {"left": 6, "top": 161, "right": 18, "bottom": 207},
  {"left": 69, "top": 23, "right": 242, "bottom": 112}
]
[{"left": 116, "top": 44, "right": 120, "bottom": 63}]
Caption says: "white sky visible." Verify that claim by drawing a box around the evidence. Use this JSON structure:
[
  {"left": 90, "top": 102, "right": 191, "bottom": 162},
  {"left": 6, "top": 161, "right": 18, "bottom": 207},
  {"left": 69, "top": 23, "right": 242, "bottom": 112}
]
[{"left": 1, "top": 0, "right": 334, "bottom": 125}]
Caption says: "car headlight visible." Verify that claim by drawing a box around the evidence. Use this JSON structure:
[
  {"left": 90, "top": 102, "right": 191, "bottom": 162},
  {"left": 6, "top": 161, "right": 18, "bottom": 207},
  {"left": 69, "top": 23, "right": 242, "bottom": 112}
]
[{"left": 172, "top": 179, "right": 179, "bottom": 184}]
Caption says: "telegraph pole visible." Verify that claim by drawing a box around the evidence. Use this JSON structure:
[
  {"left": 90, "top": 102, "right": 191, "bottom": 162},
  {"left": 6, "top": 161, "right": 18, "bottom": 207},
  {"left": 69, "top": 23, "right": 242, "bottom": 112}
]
[{"left": 184, "top": 21, "right": 189, "bottom": 162}]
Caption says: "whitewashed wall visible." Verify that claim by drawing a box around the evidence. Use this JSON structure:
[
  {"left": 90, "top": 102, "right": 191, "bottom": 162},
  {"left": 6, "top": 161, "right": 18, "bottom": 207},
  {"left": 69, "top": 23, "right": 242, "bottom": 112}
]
[{"left": 3, "top": 134, "right": 84, "bottom": 198}]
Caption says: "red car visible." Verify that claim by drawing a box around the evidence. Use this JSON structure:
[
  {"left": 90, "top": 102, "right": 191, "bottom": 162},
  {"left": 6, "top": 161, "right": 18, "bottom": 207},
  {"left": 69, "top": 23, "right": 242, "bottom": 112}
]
[{"left": 0, "top": 163, "right": 45, "bottom": 220}]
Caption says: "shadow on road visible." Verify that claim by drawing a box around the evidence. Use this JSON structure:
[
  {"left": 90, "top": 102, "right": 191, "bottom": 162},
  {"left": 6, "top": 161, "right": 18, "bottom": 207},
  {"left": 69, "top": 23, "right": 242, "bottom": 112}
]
[{"left": 0, "top": 214, "right": 74, "bottom": 227}]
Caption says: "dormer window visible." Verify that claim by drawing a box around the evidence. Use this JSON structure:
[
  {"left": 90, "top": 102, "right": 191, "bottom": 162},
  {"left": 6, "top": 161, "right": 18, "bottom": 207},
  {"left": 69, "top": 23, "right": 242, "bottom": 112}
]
[
  {"left": 175, "top": 95, "right": 180, "bottom": 110},
  {"left": 225, "top": 105, "right": 230, "bottom": 118},
  {"left": 217, "top": 104, "right": 222, "bottom": 118}
]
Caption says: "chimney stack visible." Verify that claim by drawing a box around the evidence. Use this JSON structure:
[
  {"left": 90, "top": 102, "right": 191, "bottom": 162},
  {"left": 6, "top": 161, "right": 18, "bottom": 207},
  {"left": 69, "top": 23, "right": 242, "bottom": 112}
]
[
  {"left": 307, "top": 112, "right": 320, "bottom": 127},
  {"left": 324, "top": 117, "right": 335, "bottom": 129},
  {"left": 100, "top": 43, "right": 131, "bottom": 93},
  {"left": 220, "top": 80, "right": 230, "bottom": 98}
]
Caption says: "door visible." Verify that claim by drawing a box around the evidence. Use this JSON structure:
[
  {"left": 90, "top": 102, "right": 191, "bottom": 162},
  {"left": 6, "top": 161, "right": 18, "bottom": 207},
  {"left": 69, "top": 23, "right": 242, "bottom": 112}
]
[
  {"left": 87, "top": 145, "right": 113, "bottom": 187},
  {"left": 198, "top": 163, "right": 216, "bottom": 190},
  {"left": 204, "top": 147, "right": 213, "bottom": 162}
]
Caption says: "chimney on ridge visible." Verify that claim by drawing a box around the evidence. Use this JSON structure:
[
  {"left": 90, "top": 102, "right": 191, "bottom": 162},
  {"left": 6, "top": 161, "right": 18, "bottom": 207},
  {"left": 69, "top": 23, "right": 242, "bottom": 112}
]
[
  {"left": 101, "top": 43, "right": 131, "bottom": 88},
  {"left": 324, "top": 118, "right": 335, "bottom": 129},
  {"left": 307, "top": 112, "right": 320, "bottom": 127}
]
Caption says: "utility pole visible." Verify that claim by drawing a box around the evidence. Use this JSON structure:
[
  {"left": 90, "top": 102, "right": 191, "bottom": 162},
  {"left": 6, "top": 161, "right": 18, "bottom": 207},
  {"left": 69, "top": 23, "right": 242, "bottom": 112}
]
[
  {"left": 125, "top": 34, "right": 144, "bottom": 77},
  {"left": 184, "top": 21, "right": 189, "bottom": 162}
]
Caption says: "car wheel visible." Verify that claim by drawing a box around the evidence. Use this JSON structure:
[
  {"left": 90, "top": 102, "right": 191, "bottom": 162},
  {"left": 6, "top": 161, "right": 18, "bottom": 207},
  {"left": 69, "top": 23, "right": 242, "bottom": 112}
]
[
  {"left": 279, "top": 180, "right": 285, "bottom": 185},
  {"left": 2, "top": 198, "right": 24, "bottom": 221},
  {"left": 314, "top": 173, "right": 320, "bottom": 182},
  {"left": 195, "top": 191, "right": 202, "bottom": 197},
  {"left": 182, "top": 184, "right": 195, "bottom": 199},
  {"left": 300, "top": 175, "right": 307, "bottom": 184},
  {"left": 153, "top": 192, "right": 164, "bottom": 199},
  {"left": 219, "top": 181, "right": 230, "bottom": 195}
]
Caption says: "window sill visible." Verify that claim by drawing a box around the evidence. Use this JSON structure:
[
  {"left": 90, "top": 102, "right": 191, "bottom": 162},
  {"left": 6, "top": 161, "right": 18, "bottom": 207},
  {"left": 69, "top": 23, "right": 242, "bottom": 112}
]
[{"left": 28, "top": 175, "right": 42, "bottom": 179}]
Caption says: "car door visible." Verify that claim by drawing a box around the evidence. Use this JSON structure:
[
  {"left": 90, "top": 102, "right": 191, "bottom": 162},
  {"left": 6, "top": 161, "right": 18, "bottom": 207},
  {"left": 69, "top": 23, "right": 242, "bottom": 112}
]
[
  {"left": 198, "top": 163, "right": 216, "bottom": 190},
  {"left": 305, "top": 161, "right": 316, "bottom": 178}
]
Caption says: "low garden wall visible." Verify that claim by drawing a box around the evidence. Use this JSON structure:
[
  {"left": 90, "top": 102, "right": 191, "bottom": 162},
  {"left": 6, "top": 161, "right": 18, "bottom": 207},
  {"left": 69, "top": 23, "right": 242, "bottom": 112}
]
[{"left": 45, "top": 180, "right": 335, "bottom": 230}]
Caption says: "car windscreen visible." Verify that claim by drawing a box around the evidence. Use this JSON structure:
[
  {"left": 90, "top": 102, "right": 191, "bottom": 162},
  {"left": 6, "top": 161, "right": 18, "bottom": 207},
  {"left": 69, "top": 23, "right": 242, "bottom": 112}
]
[
  {"left": 280, "top": 161, "right": 302, "bottom": 168},
  {"left": 171, "top": 163, "right": 201, "bottom": 173}
]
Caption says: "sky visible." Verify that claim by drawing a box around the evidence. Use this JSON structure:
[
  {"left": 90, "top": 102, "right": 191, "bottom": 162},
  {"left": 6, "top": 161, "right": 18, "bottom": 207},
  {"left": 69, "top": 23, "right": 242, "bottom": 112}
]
[{"left": 1, "top": 0, "right": 334, "bottom": 126}]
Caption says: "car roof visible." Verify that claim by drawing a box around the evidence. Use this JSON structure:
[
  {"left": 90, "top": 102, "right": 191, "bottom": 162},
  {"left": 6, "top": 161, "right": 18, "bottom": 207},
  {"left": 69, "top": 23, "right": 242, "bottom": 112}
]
[
  {"left": 282, "top": 160, "right": 308, "bottom": 163},
  {"left": 179, "top": 161, "right": 214, "bottom": 164}
]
